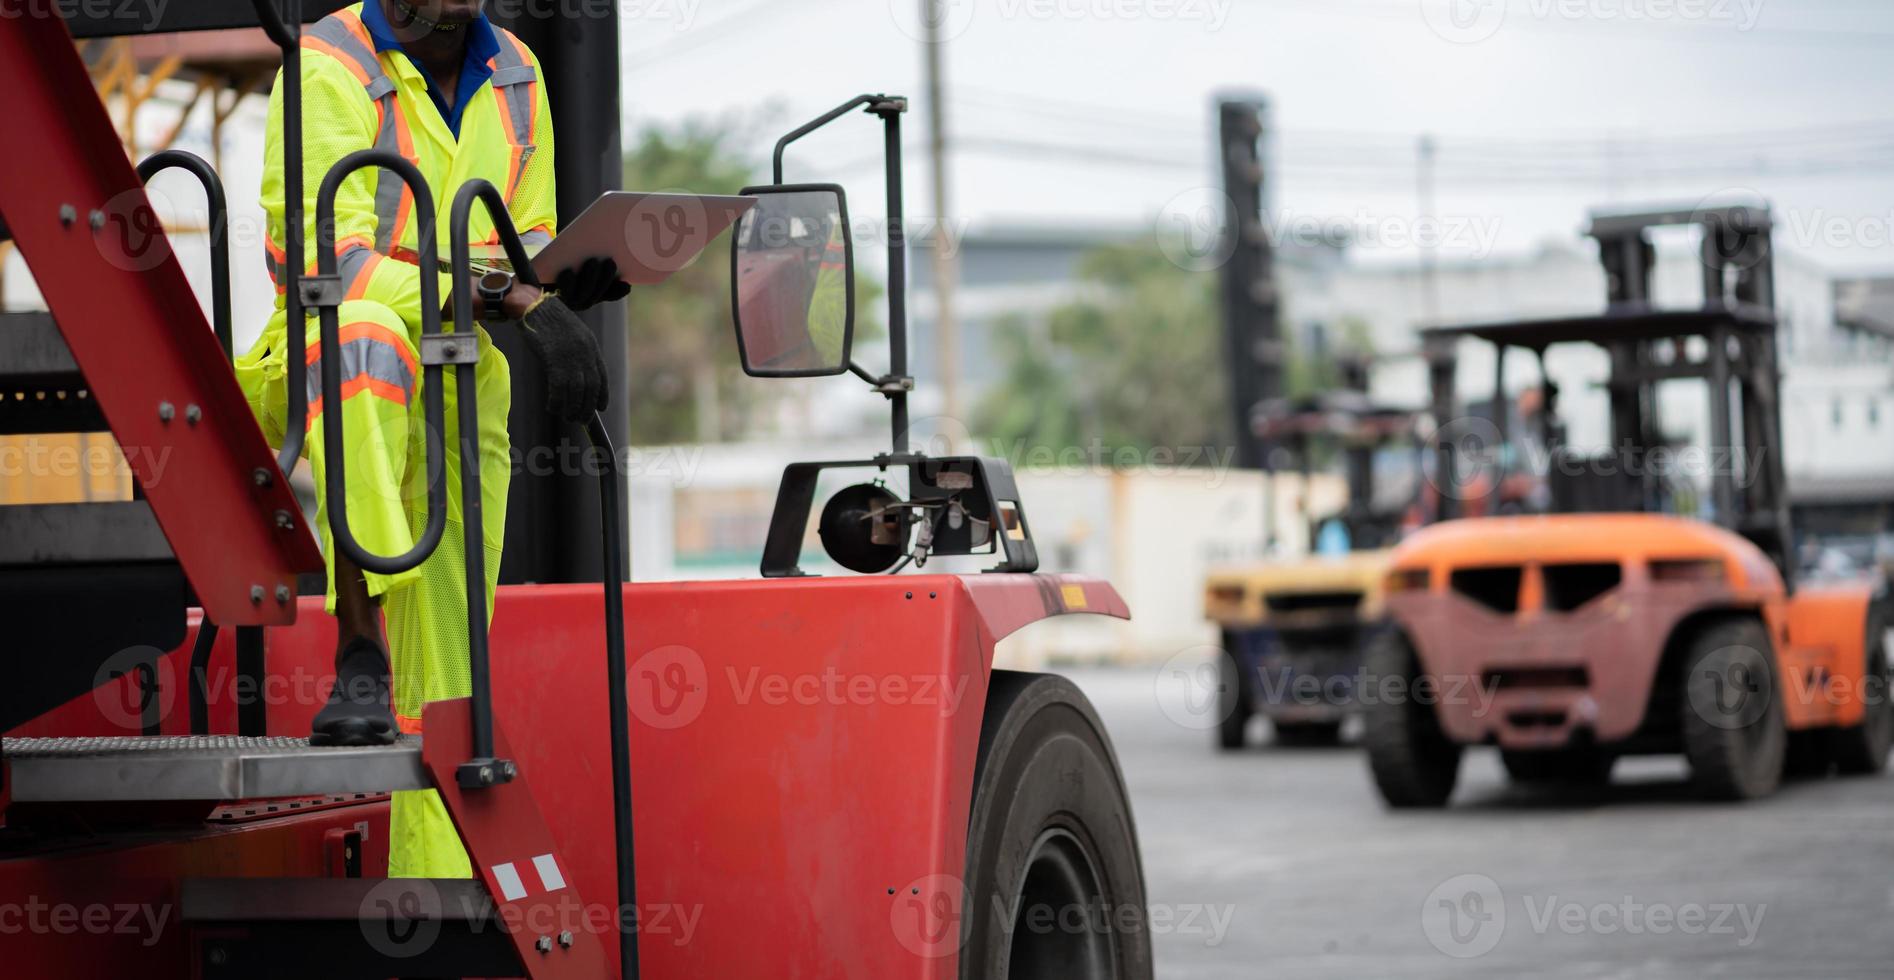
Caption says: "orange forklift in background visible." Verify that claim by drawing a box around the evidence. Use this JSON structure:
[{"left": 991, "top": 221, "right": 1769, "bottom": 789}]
[{"left": 1367, "top": 205, "right": 1893, "bottom": 807}]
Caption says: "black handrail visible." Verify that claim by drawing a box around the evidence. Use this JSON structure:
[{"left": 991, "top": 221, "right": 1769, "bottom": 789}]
[
  {"left": 135, "top": 150, "right": 232, "bottom": 359},
  {"left": 586, "top": 414, "right": 638, "bottom": 980},
  {"left": 310, "top": 149, "right": 449, "bottom": 576},
  {"left": 444, "top": 178, "right": 534, "bottom": 786},
  {"left": 134, "top": 149, "right": 234, "bottom": 735},
  {"left": 248, "top": 0, "right": 310, "bottom": 474}
]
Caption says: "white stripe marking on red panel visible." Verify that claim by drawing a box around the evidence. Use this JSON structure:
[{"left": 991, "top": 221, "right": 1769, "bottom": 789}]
[
  {"left": 491, "top": 861, "right": 528, "bottom": 902},
  {"left": 532, "top": 853, "right": 567, "bottom": 893}
]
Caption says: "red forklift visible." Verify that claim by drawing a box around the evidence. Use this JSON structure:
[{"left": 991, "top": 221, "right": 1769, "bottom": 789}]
[{"left": 0, "top": 2, "right": 1151, "bottom": 976}]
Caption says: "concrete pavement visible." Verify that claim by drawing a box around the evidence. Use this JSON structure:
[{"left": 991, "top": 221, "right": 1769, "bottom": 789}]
[{"left": 1064, "top": 663, "right": 1894, "bottom": 979}]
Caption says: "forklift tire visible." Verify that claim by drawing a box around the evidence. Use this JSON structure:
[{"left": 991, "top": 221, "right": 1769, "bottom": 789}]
[
  {"left": 1363, "top": 631, "right": 1461, "bottom": 808},
  {"left": 1681, "top": 617, "right": 1786, "bottom": 801},
  {"left": 1215, "top": 643, "right": 1252, "bottom": 751},
  {"left": 962, "top": 670, "right": 1152, "bottom": 980},
  {"left": 1831, "top": 605, "right": 1893, "bottom": 775},
  {"left": 1782, "top": 730, "right": 1834, "bottom": 779},
  {"left": 1273, "top": 720, "right": 1344, "bottom": 747},
  {"left": 1499, "top": 749, "right": 1614, "bottom": 785}
]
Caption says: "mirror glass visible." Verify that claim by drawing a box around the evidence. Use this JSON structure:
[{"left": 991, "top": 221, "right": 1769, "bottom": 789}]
[{"left": 731, "top": 187, "right": 853, "bottom": 376}]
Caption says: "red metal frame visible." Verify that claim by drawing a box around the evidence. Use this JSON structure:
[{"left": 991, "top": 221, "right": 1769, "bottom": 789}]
[
  {"left": 5, "top": 573, "right": 1127, "bottom": 977},
  {"left": 422, "top": 698, "right": 611, "bottom": 979},
  {"left": 0, "top": 11, "right": 321, "bottom": 625}
]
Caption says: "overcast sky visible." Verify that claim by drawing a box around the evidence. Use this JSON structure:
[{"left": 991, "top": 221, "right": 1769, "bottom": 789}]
[{"left": 616, "top": 0, "right": 1894, "bottom": 274}]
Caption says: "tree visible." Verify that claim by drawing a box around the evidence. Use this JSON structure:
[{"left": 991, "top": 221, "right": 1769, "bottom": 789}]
[
  {"left": 619, "top": 120, "right": 762, "bottom": 445},
  {"left": 618, "top": 118, "right": 885, "bottom": 445},
  {"left": 974, "top": 243, "right": 1229, "bottom": 457}
]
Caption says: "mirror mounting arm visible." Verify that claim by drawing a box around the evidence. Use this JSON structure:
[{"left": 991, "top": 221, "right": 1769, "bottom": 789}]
[
  {"left": 771, "top": 93, "right": 913, "bottom": 456},
  {"left": 848, "top": 360, "right": 914, "bottom": 398}
]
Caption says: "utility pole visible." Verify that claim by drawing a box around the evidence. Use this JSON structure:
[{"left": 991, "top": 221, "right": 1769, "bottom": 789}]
[
  {"left": 922, "top": 0, "right": 960, "bottom": 447},
  {"left": 1217, "top": 96, "right": 1278, "bottom": 471},
  {"left": 1417, "top": 133, "right": 1440, "bottom": 327},
  {"left": 1217, "top": 96, "right": 1280, "bottom": 554}
]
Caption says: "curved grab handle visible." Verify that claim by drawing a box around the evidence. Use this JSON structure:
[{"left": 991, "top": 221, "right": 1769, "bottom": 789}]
[
  {"left": 585, "top": 412, "right": 639, "bottom": 980},
  {"left": 443, "top": 178, "right": 532, "bottom": 777},
  {"left": 136, "top": 150, "right": 233, "bottom": 360},
  {"left": 309, "top": 148, "right": 448, "bottom": 576},
  {"left": 449, "top": 178, "right": 541, "bottom": 329}
]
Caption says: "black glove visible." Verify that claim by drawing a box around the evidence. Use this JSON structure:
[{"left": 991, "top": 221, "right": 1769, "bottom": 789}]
[
  {"left": 554, "top": 256, "right": 631, "bottom": 312},
  {"left": 521, "top": 295, "right": 608, "bottom": 421}
]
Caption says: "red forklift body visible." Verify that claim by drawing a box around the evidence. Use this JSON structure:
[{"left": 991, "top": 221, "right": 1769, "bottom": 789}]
[{"left": 4, "top": 574, "right": 1127, "bottom": 976}]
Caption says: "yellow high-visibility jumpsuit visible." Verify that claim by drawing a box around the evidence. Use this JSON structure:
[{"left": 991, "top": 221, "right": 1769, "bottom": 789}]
[
  {"left": 807, "top": 221, "right": 849, "bottom": 365},
  {"left": 236, "top": 2, "right": 558, "bottom": 879}
]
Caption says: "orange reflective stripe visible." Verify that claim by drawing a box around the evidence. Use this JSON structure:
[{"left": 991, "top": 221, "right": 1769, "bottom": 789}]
[
  {"left": 396, "top": 713, "right": 424, "bottom": 735},
  {"left": 304, "top": 376, "right": 410, "bottom": 425},
  {"left": 389, "top": 111, "right": 416, "bottom": 249},
  {"left": 346, "top": 252, "right": 384, "bottom": 301},
  {"left": 503, "top": 145, "right": 524, "bottom": 208},
  {"left": 301, "top": 35, "right": 371, "bottom": 85},
  {"left": 510, "top": 36, "right": 538, "bottom": 143},
  {"left": 333, "top": 6, "right": 374, "bottom": 50},
  {"left": 306, "top": 320, "right": 419, "bottom": 375}
]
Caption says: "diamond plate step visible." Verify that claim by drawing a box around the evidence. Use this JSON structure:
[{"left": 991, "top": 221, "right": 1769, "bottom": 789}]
[{"left": 2, "top": 735, "right": 429, "bottom": 802}]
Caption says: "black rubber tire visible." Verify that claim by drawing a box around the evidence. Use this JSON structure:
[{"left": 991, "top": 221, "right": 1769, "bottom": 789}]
[
  {"left": 1499, "top": 748, "right": 1615, "bottom": 785},
  {"left": 1273, "top": 720, "right": 1344, "bottom": 747},
  {"left": 1215, "top": 641, "right": 1252, "bottom": 751},
  {"left": 1782, "top": 730, "right": 1833, "bottom": 779},
  {"left": 1831, "top": 604, "right": 1893, "bottom": 775},
  {"left": 1680, "top": 617, "right": 1786, "bottom": 801},
  {"left": 1363, "top": 631, "right": 1461, "bottom": 808},
  {"left": 962, "top": 670, "right": 1152, "bottom": 980}
]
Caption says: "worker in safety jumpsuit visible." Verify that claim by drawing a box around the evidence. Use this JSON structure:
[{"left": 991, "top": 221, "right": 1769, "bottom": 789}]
[
  {"left": 236, "top": 0, "right": 626, "bottom": 878},
  {"left": 807, "top": 218, "right": 848, "bottom": 366}
]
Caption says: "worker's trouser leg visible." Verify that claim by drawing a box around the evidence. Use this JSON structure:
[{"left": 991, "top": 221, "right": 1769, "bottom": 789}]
[{"left": 237, "top": 300, "right": 512, "bottom": 880}]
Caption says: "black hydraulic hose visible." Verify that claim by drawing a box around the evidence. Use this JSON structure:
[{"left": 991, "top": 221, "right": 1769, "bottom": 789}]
[
  {"left": 446, "top": 179, "right": 538, "bottom": 765},
  {"left": 250, "top": 0, "right": 309, "bottom": 473},
  {"left": 585, "top": 414, "right": 638, "bottom": 980},
  {"left": 187, "top": 618, "right": 219, "bottom": 735},
  {"left": 136, "top": 150, "right": 233, "bottom": 360},
  {"left": 312, "top": 149, "right": 447, "bottom": 576}
]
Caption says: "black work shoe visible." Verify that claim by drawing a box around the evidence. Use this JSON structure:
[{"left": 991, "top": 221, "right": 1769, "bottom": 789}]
[{"left": 310, "top": 637, "right": 398, "bottom": 746}]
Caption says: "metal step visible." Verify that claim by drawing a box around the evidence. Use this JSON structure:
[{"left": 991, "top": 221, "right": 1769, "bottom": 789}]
[
  {"left": 0, "top": 311, "right": 107, "bottom": 434},
  {"left": 2, "top": 735, "right": 429, "bottom": 802},
  {"left": 0, "top": 500, "right": 173, "bottom": 565},
  {"left": 182, "top": 877, "right": 522, "bottom": 980}
]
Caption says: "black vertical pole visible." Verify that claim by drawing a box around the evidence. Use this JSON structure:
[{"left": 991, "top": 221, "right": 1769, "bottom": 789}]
[
  {"left": 236, "top": 626, "right": 267, "bottom": 735},
  {"left": 882, "top": 105, "right": 909, "bottom": 455},
  {"left": 486, "top": 6, "right": 625, "bottom": 585},
  {"left": 1217, "top": 96, "right": 1278, "bottom": 471}
]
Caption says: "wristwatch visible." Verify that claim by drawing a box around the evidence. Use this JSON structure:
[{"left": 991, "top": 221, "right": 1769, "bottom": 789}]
[{"left": 477, "top": 270, "right": 515, "bottom": 320}]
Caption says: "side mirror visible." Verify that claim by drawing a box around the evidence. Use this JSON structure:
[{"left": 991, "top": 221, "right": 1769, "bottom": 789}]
[{"left": 729, "top": 183, "right": 854, "bottom": 377}]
